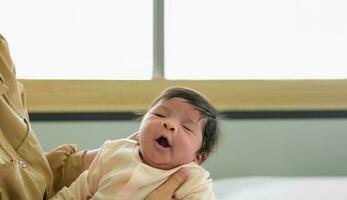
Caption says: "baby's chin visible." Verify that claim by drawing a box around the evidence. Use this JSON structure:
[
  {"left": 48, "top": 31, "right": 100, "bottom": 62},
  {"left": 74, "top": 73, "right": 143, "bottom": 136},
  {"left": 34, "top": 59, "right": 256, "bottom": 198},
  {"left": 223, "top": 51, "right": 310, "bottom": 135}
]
[{"left": 138, "top": 147, "right": 177, "bottom": 170}]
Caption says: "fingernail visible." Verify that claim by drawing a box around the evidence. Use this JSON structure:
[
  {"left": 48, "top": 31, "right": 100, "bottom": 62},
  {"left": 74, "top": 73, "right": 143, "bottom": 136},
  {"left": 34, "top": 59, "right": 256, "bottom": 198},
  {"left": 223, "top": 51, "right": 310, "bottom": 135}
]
[{"left": 177, "top": 168, "right": 190, "bottom": 178}]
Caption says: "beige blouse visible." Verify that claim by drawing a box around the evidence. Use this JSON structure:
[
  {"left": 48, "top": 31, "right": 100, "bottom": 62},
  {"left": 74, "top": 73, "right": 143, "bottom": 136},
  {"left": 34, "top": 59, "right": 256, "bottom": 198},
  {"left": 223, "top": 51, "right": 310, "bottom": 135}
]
[{"left": 0, "top": 34, "right": 85, "bottom": 200}]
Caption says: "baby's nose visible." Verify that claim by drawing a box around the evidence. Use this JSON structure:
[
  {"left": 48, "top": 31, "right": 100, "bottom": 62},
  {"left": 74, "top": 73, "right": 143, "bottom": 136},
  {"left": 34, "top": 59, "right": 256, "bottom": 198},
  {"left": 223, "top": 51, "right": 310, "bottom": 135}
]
[{"left": 163, "top": 121, "right": 176, "bottom": 131}]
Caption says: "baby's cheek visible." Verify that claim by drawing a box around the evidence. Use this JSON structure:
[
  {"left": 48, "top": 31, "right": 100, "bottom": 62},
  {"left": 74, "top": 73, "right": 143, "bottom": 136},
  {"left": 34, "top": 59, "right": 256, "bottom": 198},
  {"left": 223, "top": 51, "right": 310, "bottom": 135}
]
[{"left": 182, "top": 141, "right": 200, "bottom": 157}]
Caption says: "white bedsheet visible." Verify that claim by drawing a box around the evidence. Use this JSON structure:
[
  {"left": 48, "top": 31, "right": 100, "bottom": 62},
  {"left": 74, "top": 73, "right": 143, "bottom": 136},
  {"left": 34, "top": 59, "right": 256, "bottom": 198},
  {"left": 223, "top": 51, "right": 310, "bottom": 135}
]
[{"left": 213, "top": 176, "right": 347, "bottom": 200}]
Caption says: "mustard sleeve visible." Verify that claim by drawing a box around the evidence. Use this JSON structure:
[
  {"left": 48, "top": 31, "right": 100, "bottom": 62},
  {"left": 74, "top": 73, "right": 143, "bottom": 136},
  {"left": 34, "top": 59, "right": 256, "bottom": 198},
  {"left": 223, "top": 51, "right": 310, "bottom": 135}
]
[
  {"left": 45, "top": 144, "right": 87, "bottom": 196},
  {"left": 50, "top": 141, "right": 109, "bottom": 199}
]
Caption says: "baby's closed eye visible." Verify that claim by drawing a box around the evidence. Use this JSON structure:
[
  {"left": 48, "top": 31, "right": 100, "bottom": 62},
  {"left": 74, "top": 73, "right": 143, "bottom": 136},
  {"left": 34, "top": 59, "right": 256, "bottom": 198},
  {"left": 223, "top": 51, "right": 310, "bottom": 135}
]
[{"left": 154, "top": 113, "right": 165, "bottom": 118}]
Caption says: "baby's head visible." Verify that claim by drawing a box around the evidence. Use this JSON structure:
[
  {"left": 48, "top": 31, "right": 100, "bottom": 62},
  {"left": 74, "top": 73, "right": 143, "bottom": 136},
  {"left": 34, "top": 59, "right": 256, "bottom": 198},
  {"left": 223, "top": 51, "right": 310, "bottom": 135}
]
[{"left": 138, "top": 87, "right": 219, "bottom": 170}]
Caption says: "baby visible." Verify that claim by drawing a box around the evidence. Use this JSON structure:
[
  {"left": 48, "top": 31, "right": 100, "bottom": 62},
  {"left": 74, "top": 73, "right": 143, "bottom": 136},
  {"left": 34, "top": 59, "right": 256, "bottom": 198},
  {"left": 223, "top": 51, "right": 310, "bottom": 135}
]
[{"left": 52, "top": 87, "right": 219, "bottom": 200}]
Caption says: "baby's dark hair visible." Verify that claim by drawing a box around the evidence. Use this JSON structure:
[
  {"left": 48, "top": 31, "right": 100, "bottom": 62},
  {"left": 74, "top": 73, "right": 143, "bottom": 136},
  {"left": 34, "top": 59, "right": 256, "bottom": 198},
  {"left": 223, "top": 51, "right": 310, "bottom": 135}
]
[{"left": 149, "top": 87, "right": 219, "bottom": 162}]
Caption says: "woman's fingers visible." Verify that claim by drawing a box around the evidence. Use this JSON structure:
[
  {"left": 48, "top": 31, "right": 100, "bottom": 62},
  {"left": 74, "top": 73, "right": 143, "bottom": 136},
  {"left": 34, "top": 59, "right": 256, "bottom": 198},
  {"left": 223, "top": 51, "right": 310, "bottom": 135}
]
[
  {"left": 82, "top": 148, "right": 99, "bottom": 171},
  {"left": 145, "top": 168, "right": 190, "bottom": 200},
  {"left": 127, "top": 131, "right": 139, "bottom": 140},
  {"left": 161, "top": 168, "right": 190, "bottom": 194}
]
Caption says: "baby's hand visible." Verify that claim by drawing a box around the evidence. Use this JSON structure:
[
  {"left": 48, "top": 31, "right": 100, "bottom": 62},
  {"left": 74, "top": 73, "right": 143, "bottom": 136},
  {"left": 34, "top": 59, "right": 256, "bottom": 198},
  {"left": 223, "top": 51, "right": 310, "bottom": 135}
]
[{"left": 145, "top": 168, "right": 190, "bottom": 200}]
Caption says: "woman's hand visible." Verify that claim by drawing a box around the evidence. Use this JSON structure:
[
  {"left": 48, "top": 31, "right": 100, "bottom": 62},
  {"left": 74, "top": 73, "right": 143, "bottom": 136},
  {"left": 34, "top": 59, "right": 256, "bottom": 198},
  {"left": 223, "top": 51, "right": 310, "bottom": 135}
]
[
  {"left": 82, "top": 148, "right": 99, "bottom": 171},
  {"left": 145, "top": 168, "right": 190, "bottom": 200},
  {"left": 127, "top": 131, "right": 139, "bottom": 140}
]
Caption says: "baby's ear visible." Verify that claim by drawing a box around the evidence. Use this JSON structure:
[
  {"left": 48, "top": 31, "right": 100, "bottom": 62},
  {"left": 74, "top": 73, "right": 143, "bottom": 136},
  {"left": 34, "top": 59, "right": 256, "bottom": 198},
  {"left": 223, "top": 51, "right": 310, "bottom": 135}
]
[{"left": 193, "top": 152, "right": 207, "bottom": 165}]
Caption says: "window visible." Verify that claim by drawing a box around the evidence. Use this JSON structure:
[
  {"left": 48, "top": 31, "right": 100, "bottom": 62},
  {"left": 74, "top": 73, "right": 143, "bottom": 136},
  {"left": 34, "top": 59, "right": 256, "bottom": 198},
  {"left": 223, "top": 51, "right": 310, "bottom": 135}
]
[
  {"left": 1, "top": 0, "right": 152, "bottom": 80},
  {"left": 1, "top": 0, "right": 346, "bottom": 112},
  {"left": 165, "top": 0, "right": 347, "bottom": 79}
]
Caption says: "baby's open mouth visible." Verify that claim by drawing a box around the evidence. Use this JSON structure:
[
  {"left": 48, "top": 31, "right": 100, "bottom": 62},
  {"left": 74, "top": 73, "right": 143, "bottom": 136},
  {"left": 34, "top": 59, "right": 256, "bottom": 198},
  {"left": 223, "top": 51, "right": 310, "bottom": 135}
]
[{"left": 156, "top": 136, "right": 171, "bottom": 148}]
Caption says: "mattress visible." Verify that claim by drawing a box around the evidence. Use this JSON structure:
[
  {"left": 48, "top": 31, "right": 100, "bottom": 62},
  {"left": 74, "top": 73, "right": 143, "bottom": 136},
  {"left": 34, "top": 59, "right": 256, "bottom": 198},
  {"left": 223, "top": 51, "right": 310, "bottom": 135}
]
[{"left": 213, "top": 176, "right": 347, "bottom": 200}]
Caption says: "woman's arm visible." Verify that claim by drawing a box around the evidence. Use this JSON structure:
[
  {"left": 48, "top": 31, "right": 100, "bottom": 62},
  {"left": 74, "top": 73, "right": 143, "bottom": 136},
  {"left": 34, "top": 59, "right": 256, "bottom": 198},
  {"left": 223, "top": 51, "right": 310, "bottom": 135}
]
[
  {"left": 145, "top": 168, "right": 190, "bottom": 200},
  {"left": 46, "top": 144, "right": 86, "bottom": 196}
]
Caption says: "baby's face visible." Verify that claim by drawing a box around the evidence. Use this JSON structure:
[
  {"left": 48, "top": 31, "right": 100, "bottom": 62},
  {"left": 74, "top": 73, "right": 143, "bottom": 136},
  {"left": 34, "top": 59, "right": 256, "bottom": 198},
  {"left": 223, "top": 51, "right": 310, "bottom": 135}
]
[{"left": 138, "top": 97, "right": 206, "bottom": 170}]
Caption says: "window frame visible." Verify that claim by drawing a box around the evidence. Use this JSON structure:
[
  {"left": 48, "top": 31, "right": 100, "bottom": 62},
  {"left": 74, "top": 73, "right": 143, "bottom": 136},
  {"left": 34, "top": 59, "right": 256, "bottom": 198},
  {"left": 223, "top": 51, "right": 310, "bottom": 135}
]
[{"left": 21, "top": 79, "right": 347, "bottom": 112}]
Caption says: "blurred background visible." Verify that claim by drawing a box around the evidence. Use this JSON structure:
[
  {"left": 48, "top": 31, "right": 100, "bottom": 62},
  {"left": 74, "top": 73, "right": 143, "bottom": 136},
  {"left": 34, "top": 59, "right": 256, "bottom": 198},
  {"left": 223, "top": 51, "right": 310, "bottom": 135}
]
[{"left": 2, "top": 0, "right": 347, "bottom": 180}]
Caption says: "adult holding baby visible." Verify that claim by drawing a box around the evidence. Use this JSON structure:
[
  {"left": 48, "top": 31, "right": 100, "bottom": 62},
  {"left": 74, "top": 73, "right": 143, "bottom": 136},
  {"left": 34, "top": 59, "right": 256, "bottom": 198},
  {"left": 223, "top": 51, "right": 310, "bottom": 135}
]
[{"left": 0, "top": 34, "right": 187, "bottom": 200}]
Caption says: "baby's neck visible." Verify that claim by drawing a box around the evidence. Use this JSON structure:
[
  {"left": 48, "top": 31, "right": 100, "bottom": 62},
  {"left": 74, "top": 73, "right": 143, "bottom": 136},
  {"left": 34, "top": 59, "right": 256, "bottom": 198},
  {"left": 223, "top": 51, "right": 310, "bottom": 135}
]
[{"left": 137, "top": 146, "right": 173, "bottom": 170}]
